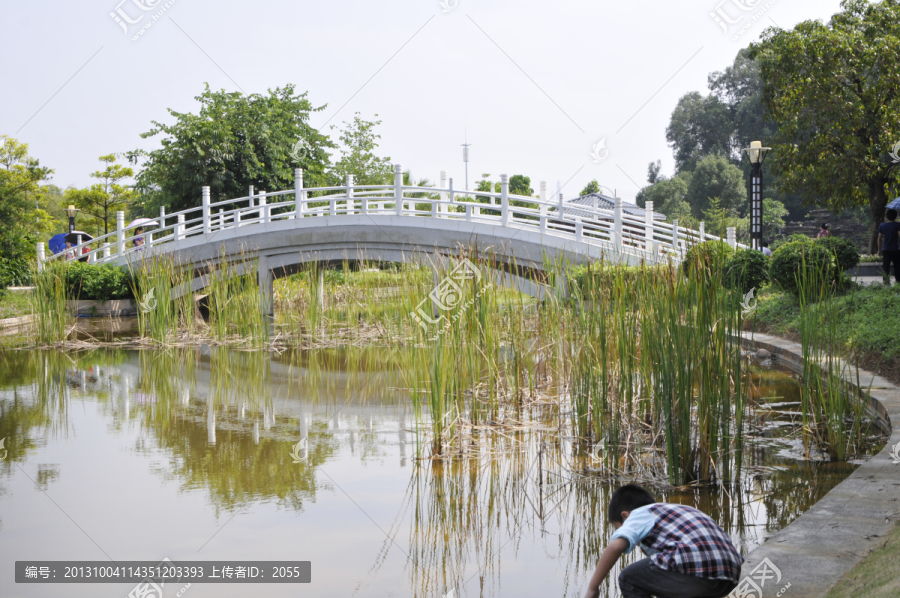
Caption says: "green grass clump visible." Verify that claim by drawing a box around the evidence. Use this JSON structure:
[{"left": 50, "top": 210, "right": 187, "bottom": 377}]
[
  {"left": 752, "top": 284, "right": 900, "bottom": 362},
  {"left": 0, "top": 289, "right": 32, "bottom": 320}
]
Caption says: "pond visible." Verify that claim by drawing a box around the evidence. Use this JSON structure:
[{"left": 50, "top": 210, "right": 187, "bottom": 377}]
[{"left": 0, "top": 345, "right": 880, "bottom": 598}]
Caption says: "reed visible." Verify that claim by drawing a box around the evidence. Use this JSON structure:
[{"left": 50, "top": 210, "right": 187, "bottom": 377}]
[{"left": 30, "top": 261, "right": 71, "bottom": 345}]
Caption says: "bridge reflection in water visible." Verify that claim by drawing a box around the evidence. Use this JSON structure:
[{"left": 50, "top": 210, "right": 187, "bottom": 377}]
[{"left": 0, "top": 349, "right": 856, "bottom": 598}]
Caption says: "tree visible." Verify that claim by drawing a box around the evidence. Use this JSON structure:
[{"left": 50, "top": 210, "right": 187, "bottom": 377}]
[
  {"left": 330, "top": 113, "right": 392, "bottom": 186},
  {"left": 685, "top": 154, "right": 746, "bottom": 217},
  {"left": 666, "top": 92, "right": 735, "bottom": 172},
  {"left": 130, "top": 84, "right": 333, "bottom": 214},
  {"left": 750, "top": 0, "right": 900, "bottom": 253},
  {"left": 636, "top": 172, "right": 693, "bottom": 222},
  {"left": 65, "top": 155, "right": 135, "bottom": 235},
  {"left": 647, "top": 160, "right": 664, "bottom": 184},
  {"left": 0, "top": 136, "right": 54, "bottom": 282},
  {"left": 580, "top": 180, "right": 600, "bottom": 196},
  {"left": 508, "top": 175, "right": 533, "bottom": 197}
]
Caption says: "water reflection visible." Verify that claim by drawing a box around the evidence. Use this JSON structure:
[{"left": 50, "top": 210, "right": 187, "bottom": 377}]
[{"left": 0, "top": 349, "right": 874, "bottom": 597}]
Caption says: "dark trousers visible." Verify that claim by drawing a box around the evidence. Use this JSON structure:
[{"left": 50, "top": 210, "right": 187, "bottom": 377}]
[
  {"left": 618, "top": 558, "right": 738, "bottom": 598},
  {"left": 884, "top": 250, "right": 900, "bottom": 283}
]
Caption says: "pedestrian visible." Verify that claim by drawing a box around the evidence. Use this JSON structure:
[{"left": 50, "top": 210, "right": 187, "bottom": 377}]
[
  {"left": 817, "top": 223, "right": 830, "bottom": 238},
  {"left": 63, "top": 241, "right": 76, "bottom": 261},
  {"left": 133, "top": 227, "right": 145, "bottom": 250},
  {"left": 878, "top": 209, "right": 900, "bottom": 285},
  {"left": 583, "top": 483, "right": 742, "bottom": 598},
  {"left": 760, "top": 241, "right": 772, "bottom": 257}
]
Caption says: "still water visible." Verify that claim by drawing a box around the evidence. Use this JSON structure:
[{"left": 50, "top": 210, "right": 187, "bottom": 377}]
[{"left": 0, "top": 347, "right": 865, "bottom": 597}]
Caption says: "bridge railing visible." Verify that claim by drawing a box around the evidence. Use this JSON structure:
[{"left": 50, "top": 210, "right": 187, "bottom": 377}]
[{"left": 37, "top": 165, "right": 746, "bottom": 269}]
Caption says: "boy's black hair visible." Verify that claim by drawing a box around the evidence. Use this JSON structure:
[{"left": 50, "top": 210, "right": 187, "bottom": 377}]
[
  {"left": 821, "top": 222, "right": 829, "bottom": 230},
  {"left": 888, "top": 209, "right": 898, "bottom": 221},
  {"left": 761, "top": 241, "right": 769, "bottom": 247},
  {"left": 608, "top": 484, "right": 656, "bottom": 523}
]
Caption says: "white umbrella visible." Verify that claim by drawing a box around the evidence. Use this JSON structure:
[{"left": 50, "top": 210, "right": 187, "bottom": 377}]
[{"left": 128, "top": 218, "right": 158, "bottom": 229}]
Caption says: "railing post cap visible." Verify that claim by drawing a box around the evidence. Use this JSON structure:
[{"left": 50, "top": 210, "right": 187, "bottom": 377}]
[
  {"left": 500, "top": 174, "right": 509, "bottom": 182},
  {"left": 295, "top": 168, "right": 303, "bottom": 177},
  {"left": 394, "top": 164, "right": 402, "bottom": 173}
]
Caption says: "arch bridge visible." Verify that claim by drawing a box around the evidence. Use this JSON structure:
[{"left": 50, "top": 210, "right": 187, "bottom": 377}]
[{"left": 39, "top": 165, "right": 745, "bottom": 312}]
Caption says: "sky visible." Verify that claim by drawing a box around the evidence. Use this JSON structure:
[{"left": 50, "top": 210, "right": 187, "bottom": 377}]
[{"left": 1, "top": 0, "right": 846, "bottom": 204}]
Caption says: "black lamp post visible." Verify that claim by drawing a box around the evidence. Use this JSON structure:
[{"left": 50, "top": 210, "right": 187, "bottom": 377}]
[
  {"left": 66, "top": 204, "right": 80, "bottom": 234},
  {"left": 741, "top": 141, "right": 772, "bottom": 250}
]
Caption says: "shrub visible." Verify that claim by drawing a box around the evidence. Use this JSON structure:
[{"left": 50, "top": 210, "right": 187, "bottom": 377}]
[
  {"left": 682, "top": 240, "right": 734, "bottom": 279},
  {"left": 815, "top": 236, "right": 860, "bottom": 273},
  {"left": 725, "top": 248, "right": 770, "bottom": 293},
  {"left": 0, "top": 257, "right": 31, "bottom": 289},
  {"left": 770, "top": 240, "right": 836, "bottom": 295},
  {"left": 64, "top": 263, "right": 134, "bottom": 300}
]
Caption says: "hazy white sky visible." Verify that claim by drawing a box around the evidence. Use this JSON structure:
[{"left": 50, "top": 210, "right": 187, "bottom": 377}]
[{"left": 1, "top": 0, "right": 845, "bottom": 203}]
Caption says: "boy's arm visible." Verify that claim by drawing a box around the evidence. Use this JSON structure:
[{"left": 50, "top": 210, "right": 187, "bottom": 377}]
[{"left": 584, "top": 538, "right": 628, "bottom": 598}]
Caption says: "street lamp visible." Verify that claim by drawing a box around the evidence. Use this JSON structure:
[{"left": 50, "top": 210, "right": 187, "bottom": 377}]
[
  {"left": 741, "top": 140, "right": 772, "bottom": 250},
  {"left": 66, "top": 205, "right": 80, "bottom": 234}
]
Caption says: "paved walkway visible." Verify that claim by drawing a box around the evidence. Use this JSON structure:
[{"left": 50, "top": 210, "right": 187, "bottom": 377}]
[{"left": 736, "top": 332, "right": 900, "bottom": 598}]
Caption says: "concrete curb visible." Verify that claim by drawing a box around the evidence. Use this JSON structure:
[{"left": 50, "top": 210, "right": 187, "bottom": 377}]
[
  {"left": 735, "top": 332, "right": 900, "bottom": 598},
  {"left": 0, "top": 314, "right": 35, "bottom": 330}
]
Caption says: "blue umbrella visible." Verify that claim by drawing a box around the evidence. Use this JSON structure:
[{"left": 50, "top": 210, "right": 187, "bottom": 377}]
[
  {"left": 49, "top": 233, "right": 67, "bottom": 255},
  {"left": 887, "top": 197, "right": 900, "bottom": 211}
]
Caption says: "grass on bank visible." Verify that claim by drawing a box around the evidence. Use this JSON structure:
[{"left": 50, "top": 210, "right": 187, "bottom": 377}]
[
  {"left": 749, "top": 284, "right": 900, "bottom": 376},
  {"left": 0, "top": 290, "right": 31, "bottom": 320},
  {"left": 825, "top": 519, "right": 900, "bottom": 598}
]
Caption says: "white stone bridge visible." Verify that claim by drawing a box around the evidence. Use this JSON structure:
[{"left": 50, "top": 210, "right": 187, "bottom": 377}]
[{"left": 38, "top": 165, "right": 744, "bottom": 312}]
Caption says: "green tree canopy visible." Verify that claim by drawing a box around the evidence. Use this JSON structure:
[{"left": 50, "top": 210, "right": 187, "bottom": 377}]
[
  {"left": 580, "top": 180, "right": 600, "bottom": 196},
  {"left": 0, "top": 136, "right": 54, "bottom": 274},
  {"left": 685, "top": 154, "right": 746, "bottom": 217},
  {"left": 666, "top": 91, "right": 735, "bottom": 172},
  {"left": 750, "top": 0, "right": 900, "bottom": 252},
  {"left": 508, "top": 174, "right": 533, "bottom": 197},
  {"left": 329, "top": 113, "right": 392, "bottom": 186},
  {"left": 65, "top": 154, "right": 136, "bottom": 235},
  {"left": 129, "top": 84, "right": 333, "bottom": 214},
  {"left": 637, "top": 171, "right": 693, "bottom": 222}
]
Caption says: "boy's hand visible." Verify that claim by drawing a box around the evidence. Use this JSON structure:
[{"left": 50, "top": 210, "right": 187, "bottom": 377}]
[{"left": 584, "top": 538, "right": 629, "bottom": 598}]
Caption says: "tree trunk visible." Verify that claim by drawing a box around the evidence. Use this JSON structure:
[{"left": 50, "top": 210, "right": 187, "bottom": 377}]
[{"left": 868, "top": 175, "right": 888, "bottom": 254}]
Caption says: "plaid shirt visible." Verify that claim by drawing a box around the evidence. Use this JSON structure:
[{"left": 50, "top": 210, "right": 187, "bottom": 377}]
[{"left": 611, "top": 503, "right": 743, "bottom": 582}]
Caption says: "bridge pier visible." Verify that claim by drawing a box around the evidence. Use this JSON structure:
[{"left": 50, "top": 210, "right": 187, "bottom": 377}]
[{"left": 258, "top": 255, "right": 274, "bottom": 316}]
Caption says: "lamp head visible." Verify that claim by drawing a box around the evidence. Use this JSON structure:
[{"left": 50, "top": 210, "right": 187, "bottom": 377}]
[
  {"left": 743, "top": 140, "right": 772, "bottom": 164},
  {"left": 66, "top": 205, "right": 80, "bottom": 218}
]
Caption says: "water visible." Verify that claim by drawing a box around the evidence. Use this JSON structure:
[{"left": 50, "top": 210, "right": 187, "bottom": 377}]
[{"left": 0, "top": 347, "right": 878, "bottom": 598}]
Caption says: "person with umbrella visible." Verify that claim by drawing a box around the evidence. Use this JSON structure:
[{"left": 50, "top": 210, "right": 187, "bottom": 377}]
[
  {"left": 64, "top": 231, "right": 93, "bottom": 262},
  {"left": 128, "top": 218, "right": 157, "bottom": 251}
]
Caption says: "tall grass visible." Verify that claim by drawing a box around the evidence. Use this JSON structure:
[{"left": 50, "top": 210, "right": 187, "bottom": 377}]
[
  {"left": 795, "top": 257, "right": 867, "bottom": 460},
  {"left": 30, "top": 262, "right": 71, "bottom": 345}
]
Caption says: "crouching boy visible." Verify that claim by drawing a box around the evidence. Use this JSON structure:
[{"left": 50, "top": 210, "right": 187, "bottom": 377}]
[{"left": 585, "top": 484, "right": 742, "bottom": 598}]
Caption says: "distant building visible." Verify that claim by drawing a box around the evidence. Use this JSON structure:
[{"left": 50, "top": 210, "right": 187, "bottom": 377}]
[{"left": 563, "top": 193, "right": 666, "bottom": 222}]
